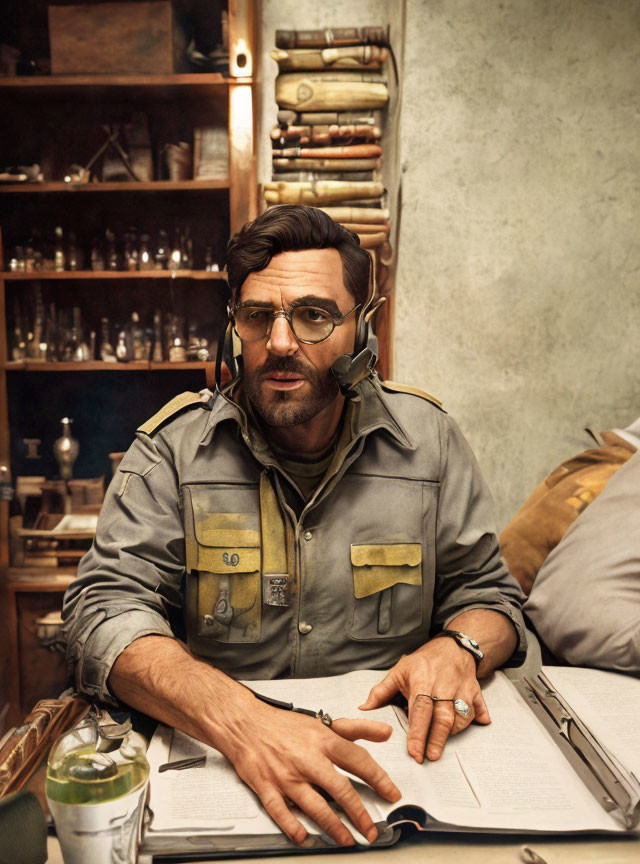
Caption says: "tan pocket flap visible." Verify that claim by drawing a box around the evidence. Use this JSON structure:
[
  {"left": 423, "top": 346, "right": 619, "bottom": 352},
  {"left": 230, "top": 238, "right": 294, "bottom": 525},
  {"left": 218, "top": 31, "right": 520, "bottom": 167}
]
[
  {"left": 193, "top": 510, "right": 259, "bottom": 548},
  {"left": 351, "top": 543, "right": 422, "bottom": 568},
  {"left": 351, "top": 544, "right": 422, "bottom": 599}
]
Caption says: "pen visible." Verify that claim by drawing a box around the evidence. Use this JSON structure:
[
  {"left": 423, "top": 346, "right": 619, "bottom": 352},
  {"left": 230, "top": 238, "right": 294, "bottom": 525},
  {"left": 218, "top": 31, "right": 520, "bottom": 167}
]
[{"left": 246, "top": 686, "right": 334, "bottom": 727}]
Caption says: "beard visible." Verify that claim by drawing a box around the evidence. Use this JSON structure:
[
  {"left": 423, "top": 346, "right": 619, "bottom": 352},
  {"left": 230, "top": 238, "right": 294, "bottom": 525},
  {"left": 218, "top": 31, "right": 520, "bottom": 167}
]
[{"left": 244, "top": 355, "right": 339, "bottom": 427}]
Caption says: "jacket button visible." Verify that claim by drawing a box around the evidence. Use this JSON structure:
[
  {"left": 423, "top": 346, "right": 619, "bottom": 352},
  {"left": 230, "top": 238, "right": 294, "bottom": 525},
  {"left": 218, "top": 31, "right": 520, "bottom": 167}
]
[
  {"left": 298, "top": 621, "right": 313, "bottom": 634},
  {"left": 303, "top": 530, "right": 313, "bottom": 541}
]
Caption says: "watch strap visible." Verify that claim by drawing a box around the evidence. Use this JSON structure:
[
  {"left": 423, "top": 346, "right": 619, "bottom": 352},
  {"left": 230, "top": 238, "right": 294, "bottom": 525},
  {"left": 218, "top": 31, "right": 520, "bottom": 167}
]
[{"left": 431, "top": 629, "right": 484, "bottom": 666}]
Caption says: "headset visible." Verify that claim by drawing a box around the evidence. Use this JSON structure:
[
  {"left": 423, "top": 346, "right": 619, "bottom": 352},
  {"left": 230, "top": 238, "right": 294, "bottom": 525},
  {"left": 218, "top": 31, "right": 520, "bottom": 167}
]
[{"left": 215, "top": 249, "right": 385, "bottom": 395}]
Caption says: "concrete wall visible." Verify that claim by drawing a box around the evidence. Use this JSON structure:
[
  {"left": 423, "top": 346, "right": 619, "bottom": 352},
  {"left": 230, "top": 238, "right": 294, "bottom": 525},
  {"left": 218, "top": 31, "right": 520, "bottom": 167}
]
[{"left": 258, "top": 1, "right": 640, "bottom": 527}]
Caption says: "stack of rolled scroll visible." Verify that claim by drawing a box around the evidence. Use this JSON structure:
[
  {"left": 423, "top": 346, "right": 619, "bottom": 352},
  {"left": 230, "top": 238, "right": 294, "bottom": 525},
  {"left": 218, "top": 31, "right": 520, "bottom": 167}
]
[{"left": 265, "top": 26, "right": 392, "bottom": 254}]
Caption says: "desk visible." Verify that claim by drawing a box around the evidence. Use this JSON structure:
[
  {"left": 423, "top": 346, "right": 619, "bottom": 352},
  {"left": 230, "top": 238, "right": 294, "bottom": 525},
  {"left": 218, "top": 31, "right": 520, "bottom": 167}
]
[{"left": 47, "top": 833, "right": 640, "bottom": 863}]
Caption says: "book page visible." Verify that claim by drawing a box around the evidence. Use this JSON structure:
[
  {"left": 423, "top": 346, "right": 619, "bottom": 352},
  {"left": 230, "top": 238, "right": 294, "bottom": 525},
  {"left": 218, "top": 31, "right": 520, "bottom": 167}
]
[
  {"left": 542, "top": 666, "right": 640, "bottom": 779},
  {"left": 147, "top": 668, "right": 624, "bottom": 838},
  {"left": 248, "top": 670, "right": 624, "bottom": 833},
  {"left": 147, "top": 725, "right": 271, "bottom": 835}
]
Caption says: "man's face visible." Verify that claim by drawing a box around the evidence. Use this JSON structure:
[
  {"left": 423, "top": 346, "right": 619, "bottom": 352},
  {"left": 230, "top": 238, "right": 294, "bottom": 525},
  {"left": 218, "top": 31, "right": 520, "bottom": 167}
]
[{"left": 237, "top": 248, "right": 358, "bottom": 427}]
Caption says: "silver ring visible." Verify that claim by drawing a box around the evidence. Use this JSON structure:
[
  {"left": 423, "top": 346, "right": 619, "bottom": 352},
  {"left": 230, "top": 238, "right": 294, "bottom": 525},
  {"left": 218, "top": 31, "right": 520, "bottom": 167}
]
[{"left": 453, "top": 698, "right": 471, "bottom": 719}]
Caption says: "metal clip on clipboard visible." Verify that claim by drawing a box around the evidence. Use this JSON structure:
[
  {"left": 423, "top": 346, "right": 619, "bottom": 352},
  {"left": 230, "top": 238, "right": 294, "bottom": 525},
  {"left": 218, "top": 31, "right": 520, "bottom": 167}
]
[{"left": 515, "top": 673, "right": 640, "bottom": 830}]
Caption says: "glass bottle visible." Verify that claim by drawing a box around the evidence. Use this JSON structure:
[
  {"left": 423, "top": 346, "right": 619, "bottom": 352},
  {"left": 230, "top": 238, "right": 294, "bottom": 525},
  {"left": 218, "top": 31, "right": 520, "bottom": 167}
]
[
  {"left": 152, "top": 309, "right": 163, "bottom": 361},
  {"left": 128, "top": 312, "right": 145, "bottom": 361},
  {"left": 138, "top": 234, "right": 153, "bottom": 270},
  {"left": 182, "top": 227, "right": 194, "bottom": 269},
  {"left": 124, "top": 227, "right": 139, "bottom": 271},
  {"left": 11, "top": 298, "right": 26, "bottom": 361},
  {"left": 53, "top": 417, "right": 79, "bottom": 480},
  {"left": 154, "top": 229, "right": 168, "bottom": 270},
  {"left": 90, "top": 237, "right": 105, "bottom": 271},
  {"left": 115, "top": 330, "right": 129, "bottom": 362},
  {"left": 168, "top": 229, "right": 181, "bottom": 272},
  {"left": 54, "top": 226, "right": 66, "bottom": 272},
  {"left": 67, "top": 231, "right": 83, "bottom": 271},
  {"left": 45, "top": 302, "right": 58, "bottom": 362},
  {"left": 99, "top": 317, "right": 116, "bottom": 362},
  {"left": 105, "top": 229, "right": 119, "bottom": 270}
]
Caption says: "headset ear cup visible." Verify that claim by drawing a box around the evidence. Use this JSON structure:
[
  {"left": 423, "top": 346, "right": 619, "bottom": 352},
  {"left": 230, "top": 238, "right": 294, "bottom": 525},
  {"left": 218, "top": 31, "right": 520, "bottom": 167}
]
[{"left": 354, "top": 251, "right": 376, "bottom": 354}]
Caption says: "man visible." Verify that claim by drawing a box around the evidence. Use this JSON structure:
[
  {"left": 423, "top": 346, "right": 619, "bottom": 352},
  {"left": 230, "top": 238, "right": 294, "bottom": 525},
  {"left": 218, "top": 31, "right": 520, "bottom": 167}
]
[{"left": 63, "top": 205, "right": 526, "bottom": 848}]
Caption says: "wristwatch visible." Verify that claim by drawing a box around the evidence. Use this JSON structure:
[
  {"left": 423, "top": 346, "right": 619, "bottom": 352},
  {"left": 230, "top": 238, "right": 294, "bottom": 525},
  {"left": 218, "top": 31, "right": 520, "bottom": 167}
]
[{"left": 431, "top": 630, "right": 484, "bottom": 666}]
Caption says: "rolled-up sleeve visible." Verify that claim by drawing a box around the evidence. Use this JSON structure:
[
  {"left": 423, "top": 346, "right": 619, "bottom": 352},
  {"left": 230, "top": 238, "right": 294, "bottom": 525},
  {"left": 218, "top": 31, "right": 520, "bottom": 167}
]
[
  {"left": 62, "top": 431, "right": 184, "bottom": 704},
  {"left": 432, "top": 416, "right": 527, "bottom": 665}
]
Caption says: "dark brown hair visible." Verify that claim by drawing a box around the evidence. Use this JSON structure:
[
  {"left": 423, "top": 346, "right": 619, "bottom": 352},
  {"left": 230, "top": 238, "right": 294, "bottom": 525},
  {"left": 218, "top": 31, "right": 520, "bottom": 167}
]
[{"left": 226, "top": 205, "right": 371, "bottom": 306}]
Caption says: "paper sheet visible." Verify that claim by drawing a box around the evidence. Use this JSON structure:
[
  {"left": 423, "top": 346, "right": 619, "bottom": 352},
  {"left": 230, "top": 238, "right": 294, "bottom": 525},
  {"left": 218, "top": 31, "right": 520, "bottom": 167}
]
[
  {"left": 146, "top": 668, "right": 627, "bottom": 838},
  {"left": 51, "top": 513, "right": 98, "bottom": 533},
  {"left": 542, "top": 666, "right": 640, "bottom": 780}
]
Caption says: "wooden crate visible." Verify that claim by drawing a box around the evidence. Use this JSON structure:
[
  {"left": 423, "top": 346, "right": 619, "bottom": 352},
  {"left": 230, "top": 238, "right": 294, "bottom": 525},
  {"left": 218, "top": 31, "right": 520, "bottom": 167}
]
[{"left": 48, "top": 1, "right": 186, "bottom": 75}]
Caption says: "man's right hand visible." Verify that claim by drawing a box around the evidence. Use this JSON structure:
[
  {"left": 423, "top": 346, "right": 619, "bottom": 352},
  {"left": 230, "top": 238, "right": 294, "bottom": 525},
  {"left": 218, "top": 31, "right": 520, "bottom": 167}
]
[
  {"left": 109, "top": 636, "right": 401, "bottom": 847},
  {"left": 219, "top": 694, "right": 402, "bottom": 846}
]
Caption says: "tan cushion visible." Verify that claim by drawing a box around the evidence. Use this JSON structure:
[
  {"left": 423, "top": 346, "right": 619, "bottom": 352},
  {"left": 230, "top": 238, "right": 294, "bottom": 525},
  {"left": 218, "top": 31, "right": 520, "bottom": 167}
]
[
  {"left": 525, "top": 451, "right": 640, "bottom": 672},
  {"left": 499, "top": 432, "right": 635, "bottom": 595}
]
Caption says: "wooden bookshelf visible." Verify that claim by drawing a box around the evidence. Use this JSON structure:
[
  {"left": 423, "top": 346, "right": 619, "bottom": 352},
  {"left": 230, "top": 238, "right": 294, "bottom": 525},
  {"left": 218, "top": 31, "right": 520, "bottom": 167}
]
[
  {"left": 0, "top": 1, "right": 257, "bottom": 726},
  {"left": 3, "top": 270, "right": 226, "bottom": 281}
]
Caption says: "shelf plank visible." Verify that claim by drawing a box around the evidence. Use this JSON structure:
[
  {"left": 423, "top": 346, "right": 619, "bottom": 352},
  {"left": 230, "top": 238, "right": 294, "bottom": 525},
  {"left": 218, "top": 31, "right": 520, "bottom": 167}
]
[
  {"left": 0, "top": 179, "right": 229, "bottom": 194},
  {"left": 4, "top": 361, "right": 212, "bottom": 372},
  {"left": 0, "top": 74, "right": 246, "bottom": 95},
  {"left": 3, "top": 270, "right": 226, "bottom": 281}
]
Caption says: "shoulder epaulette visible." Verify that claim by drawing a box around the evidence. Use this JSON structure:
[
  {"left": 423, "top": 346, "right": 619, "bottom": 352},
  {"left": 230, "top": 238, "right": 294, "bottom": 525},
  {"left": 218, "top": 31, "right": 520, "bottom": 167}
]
[
  {"left": 381, "top": 380, "right": 445, "bottom": 412},
  {"left": 137, "top": 391, "right": 212, "bottom": 436}
]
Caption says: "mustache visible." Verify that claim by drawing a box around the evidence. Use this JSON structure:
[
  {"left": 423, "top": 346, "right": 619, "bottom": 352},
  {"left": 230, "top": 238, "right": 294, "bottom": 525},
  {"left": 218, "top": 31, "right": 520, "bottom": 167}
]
[{"left": 257, "top": 356, "right": 313, "bottom": 377}]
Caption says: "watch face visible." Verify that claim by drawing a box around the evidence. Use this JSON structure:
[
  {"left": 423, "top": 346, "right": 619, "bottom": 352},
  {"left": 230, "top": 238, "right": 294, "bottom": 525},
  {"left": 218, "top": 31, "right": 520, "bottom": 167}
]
[{"left": 458, "top": 633, "right": 483, "bottom": 658}]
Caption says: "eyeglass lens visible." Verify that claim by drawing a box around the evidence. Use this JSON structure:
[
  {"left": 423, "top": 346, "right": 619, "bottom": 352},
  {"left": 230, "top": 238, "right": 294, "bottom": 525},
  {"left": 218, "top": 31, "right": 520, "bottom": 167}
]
[{"left": 234, "top": 306, "right": 336, "bottom": 343}]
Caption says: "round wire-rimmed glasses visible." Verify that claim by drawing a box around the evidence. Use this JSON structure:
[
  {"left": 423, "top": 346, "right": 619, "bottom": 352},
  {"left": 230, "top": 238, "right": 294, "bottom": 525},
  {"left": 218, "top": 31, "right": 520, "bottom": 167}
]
[{"left": 232, "top": 303, "right": 359, "bottom": 345}]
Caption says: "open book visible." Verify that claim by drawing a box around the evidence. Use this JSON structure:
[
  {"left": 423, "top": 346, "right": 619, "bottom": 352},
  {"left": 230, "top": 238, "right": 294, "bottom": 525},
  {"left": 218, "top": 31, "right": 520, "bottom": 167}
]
[{"left": 140, "top": 666, "right": 640, "bottom": 858}]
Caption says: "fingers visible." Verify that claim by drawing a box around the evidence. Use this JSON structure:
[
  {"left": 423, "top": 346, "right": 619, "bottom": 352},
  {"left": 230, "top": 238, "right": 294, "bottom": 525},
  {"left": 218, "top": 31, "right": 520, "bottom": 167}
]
[
  {"left": 330, "top": 737, "right": 401, "bottom": 803},
  {"left": 358, "top": 668, "right": 400, "bottom": 710},
  {"left": 258, "top": 786, "right": 309, "bottom": 846},
  {"left": 425, "top": 701, "right": 457, "bottom": 761},
  {"left": 406, "top": 693, "right": 433, "bottom": 762},
  {"left": 331, "top": 717, "right": 393, "bottom": 743},
  {"left": 473, "top": 689, "right": 491, "bottom": 725},
  {"left": 288, "top": 784, "right": 357, "bottom": 847}
]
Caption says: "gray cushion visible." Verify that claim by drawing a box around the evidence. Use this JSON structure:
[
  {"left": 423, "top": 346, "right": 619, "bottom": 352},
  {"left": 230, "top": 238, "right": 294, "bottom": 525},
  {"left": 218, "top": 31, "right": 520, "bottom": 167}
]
[{"left": 525, "top": 450, "right": 640, "bottom": 672}]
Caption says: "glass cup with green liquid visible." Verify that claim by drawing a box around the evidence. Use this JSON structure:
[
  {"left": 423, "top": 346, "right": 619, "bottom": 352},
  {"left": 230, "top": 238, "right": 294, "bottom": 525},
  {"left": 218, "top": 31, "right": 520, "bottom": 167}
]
[{"left": 46, "top": 716, "right": 149, "bottom": 864}]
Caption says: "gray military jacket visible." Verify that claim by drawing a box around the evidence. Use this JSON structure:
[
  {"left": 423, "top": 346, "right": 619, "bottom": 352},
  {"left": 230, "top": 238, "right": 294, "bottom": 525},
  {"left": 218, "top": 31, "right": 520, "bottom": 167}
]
[{"left": 62, "top": 377, "right": 526, "bottom": 705}]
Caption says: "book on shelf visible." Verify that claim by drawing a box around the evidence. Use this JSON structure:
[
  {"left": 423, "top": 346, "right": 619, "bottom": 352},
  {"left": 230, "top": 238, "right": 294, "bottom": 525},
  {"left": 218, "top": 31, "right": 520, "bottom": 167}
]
[
  {"left": 272, "top": 157, "right": 381, "bottom": 172},
  {"left": 271, "top": 45, "right": 388, "bottom": 72},
  {"left": 276, "top": 74, "right": 389, "bottom": 112},
  {"left": 141, "top": 666, "right": 640, "bottom": 860},
  {"left": 264, "top": 180, "right": 384, "bottom": 206},
  {"left": 275, "top": 27, "right": 390, "bottom": 50},
  {"left": 271, "top": 172, "right": 376, "bottom": 184},
  {"left": 271, "top": 124, "right": 382, "bottom": 144},
  {"left": 277, "top": 109, "right": 383, "bottom": 127}
]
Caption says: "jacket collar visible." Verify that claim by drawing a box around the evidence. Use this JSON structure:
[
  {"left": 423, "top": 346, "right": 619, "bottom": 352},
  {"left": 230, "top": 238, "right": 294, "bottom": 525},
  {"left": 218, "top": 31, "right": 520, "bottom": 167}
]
[{"left": 198, "top": 375, "right": 415, "bottom": 452}]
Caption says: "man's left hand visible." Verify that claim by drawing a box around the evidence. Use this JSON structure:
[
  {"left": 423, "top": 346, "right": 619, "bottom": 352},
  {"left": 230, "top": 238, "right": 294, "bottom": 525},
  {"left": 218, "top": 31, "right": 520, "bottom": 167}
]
[{"left": 358, "top": 638, "right": 490, "bottom": 763}]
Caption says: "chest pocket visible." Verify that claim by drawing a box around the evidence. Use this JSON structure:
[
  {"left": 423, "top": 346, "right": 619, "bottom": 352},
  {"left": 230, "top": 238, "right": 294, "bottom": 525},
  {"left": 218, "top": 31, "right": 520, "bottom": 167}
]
[
  {"left": 349, "top": 543, "right": 423, "bottom": 639},
  {"left": 186, "top": 508, "right": 262, "bottom": 643}
]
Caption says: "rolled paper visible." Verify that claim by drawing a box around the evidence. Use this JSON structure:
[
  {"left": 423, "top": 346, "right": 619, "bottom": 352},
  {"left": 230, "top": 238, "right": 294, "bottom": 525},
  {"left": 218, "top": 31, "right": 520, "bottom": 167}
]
[
  {"left": 341, "top": 222, "right": 390, "bottom": 235},
  {"left": 277, "top": 109, "right": 382, "bottom": 126},
  {"left": 272, "top": 157, "right": 381, "bottom": 172},
  {"left": 264, "top": 180, "right": 384, "bottom": 205},
  {"left": 275, "top": 27, "right": 390, "bottom": 50},
  {"left": 270, "top": 124, "right": 382, "bottom": 143},
  {"left": 270, "top": 45, "right": 388, "bottom": 71},
  {"left": 357, "top": 232, "right": 388, "bottom": 249},
  {"left": 272, "top": 144, "right": 383, "bottom": 159},
  {"left": 276, "top": 74, "right": 389, "bottom": 111},
  {"left": 271, "top": 171, "right": 375, "bottom": 182},
  {"left": 319, "top": 206, "right": 390, "bottom": 223}
]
